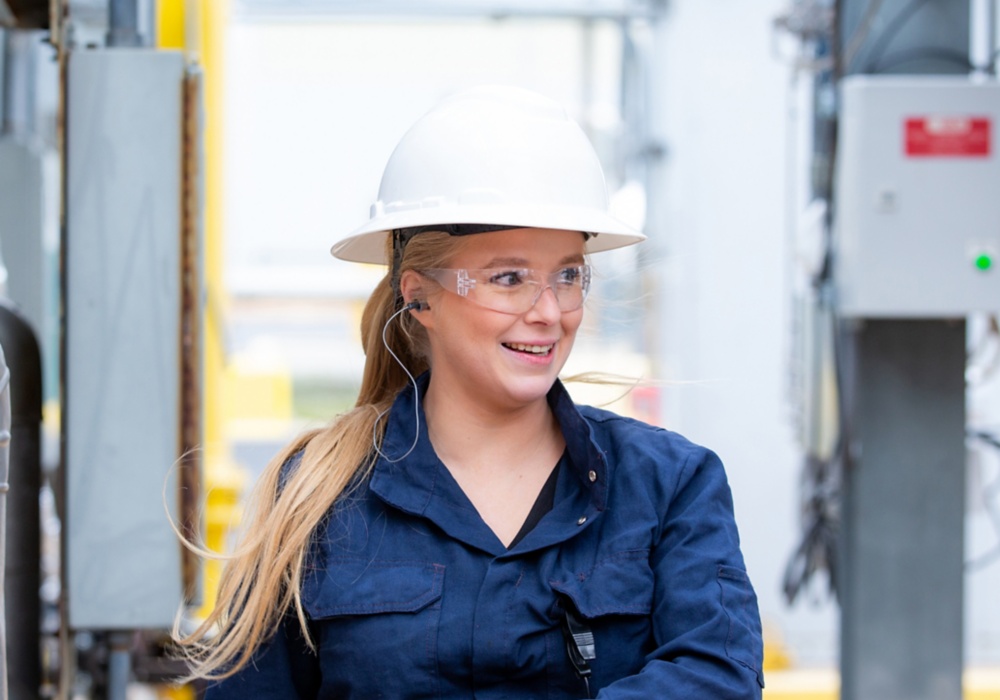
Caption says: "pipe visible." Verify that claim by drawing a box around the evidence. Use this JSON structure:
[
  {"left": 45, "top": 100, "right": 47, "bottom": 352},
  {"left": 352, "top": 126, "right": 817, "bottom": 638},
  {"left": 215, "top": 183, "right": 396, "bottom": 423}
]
[
  {"left": 1, "top": 342, "right": 11, "bottom": 700},
  {"left": 972, "top": 0, "right": 993, "bottom": 72},
  {"left": 1, "top": 28, "right": 12, "bottom": 134},
  {"left": 1, "top": 29, "right": 39, "bottom": 138},
  {"left": 990, "top": 0, "right": 998, "bottom": 73},
  {"left": 107, "top": 0, "right": 142, "bottom": 47},
  {"left": 0, "top": 300, "right": 43, "bottom": 700},
  {"left": 106, "top": 633, "right": 132, "bottom": 700}
]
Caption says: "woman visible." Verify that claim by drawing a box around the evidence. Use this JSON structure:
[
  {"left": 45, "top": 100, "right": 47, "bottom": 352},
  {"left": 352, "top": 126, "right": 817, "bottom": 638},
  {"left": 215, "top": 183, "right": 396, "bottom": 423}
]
[{"left": 179, "top": 86, "right": 764, "bottom": 698}]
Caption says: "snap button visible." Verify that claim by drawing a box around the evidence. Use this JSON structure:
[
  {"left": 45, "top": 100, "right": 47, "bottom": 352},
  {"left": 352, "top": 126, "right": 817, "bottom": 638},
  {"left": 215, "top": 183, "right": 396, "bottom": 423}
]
[
  {"left": 588, "top": 470, "right": 597, "bottom": 482},
  {"left": 577, "top": 516, "right": 587, "bottom": 526}
]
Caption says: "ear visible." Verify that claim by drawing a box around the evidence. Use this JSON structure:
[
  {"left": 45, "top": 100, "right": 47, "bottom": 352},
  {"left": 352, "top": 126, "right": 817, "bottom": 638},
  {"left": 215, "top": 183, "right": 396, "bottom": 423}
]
[{"left": 399, "top": 270, "right": 433, "bottom": 326}]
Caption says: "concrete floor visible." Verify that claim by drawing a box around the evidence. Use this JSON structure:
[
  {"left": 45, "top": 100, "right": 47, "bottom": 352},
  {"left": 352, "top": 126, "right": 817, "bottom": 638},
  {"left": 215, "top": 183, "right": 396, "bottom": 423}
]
[{"left": 762, "top": 668, "right": 1000, "bottom": 700}]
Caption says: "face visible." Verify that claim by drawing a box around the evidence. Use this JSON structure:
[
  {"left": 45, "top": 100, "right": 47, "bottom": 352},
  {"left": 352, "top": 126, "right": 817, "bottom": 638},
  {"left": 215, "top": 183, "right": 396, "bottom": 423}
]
[{"left": 404, "top": 228, "right": 587, "bottom": 414}]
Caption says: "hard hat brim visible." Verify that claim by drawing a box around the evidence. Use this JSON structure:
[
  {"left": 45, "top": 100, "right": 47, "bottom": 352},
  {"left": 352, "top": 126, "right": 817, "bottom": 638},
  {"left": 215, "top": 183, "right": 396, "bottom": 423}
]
[{"left": 331, "top": 204, "right": 646, "bottom": 264}]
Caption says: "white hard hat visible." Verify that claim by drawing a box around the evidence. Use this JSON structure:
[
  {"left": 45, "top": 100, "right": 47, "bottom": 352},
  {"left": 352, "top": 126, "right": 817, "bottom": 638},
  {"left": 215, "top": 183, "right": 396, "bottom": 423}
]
[{"left": 331, "top": 85, "right": 646, "bottom": 264}]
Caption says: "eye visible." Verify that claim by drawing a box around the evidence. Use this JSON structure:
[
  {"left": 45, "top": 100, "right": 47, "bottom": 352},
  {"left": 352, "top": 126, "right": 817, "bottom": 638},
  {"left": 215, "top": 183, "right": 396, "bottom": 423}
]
[
  {"left": 487, "top": 269, "right": 528, "bottom": 287},
  {"left": 556, "top": 266, "right": 583, "bottom": 286}
]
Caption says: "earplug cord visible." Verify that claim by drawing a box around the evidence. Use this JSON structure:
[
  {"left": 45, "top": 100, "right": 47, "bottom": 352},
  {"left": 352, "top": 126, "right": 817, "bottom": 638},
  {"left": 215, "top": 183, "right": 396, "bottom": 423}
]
[{"left": 372, "top": 303, "right": 423, "bottom": 463}]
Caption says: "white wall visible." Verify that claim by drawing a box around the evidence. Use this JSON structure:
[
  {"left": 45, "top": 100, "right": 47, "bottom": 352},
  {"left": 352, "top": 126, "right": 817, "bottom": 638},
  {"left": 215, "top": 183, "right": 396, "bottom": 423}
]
[{"left": 650, "top": 1, "right": 839, "bottom": 665}]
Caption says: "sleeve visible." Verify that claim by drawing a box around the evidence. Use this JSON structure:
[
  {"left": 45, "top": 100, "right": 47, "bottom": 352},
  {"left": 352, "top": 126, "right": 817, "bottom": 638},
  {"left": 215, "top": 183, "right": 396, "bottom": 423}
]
[
  {"left": 595, "top": 447, "right": 764, "bottom": 699},
  {"left": 203, "top": 615, "right": 322, "bottom": 699}
]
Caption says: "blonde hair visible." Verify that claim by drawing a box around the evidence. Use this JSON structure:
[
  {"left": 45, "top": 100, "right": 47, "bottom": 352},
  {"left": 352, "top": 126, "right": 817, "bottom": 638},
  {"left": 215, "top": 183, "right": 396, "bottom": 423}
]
[{"left": 174, "top": 232, "right": 463, "bottom": 679}]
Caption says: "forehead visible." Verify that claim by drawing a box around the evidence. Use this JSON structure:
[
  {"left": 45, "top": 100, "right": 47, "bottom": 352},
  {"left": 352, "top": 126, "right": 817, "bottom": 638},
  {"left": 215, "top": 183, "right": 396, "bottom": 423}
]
[{"left": 449, "top": 228, "right": 587, "bottom": 268}]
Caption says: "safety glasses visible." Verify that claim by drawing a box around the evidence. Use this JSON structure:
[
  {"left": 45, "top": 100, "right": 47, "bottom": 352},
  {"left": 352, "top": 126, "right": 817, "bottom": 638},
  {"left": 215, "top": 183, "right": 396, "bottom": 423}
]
[{"left": 419, "top": 265, "right": 592, "bottom": 315}]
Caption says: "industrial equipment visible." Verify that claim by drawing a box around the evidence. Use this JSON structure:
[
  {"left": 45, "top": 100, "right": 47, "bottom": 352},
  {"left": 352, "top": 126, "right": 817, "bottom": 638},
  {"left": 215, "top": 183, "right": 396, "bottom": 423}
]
[{"left": 835, "top": 76, "right": 1000, "bottom": 316}]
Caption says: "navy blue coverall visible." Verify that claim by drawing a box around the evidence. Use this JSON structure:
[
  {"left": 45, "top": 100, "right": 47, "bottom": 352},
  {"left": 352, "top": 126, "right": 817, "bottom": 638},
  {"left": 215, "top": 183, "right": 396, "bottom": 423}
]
[{"left": 207, "top": 375, "right": 764, "bottom": 698}]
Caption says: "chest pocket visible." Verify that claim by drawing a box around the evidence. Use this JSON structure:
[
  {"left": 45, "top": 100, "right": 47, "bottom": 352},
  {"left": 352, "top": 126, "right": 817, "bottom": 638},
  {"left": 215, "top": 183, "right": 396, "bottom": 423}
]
[
  {"left": 548, "top": 550, "right": 654, "bottom": 692},
  {"left": 303, "top": 558, "right": 444, "bottom": 699},
  {"left": 550, "top": 549, "right": 654, "bottom": 617}
]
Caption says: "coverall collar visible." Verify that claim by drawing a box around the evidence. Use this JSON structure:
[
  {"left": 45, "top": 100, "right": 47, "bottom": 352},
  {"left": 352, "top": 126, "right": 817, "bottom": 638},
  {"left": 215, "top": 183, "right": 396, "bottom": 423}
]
[{"left": 370, "top": 372, "right": 608, "bottom": 556}]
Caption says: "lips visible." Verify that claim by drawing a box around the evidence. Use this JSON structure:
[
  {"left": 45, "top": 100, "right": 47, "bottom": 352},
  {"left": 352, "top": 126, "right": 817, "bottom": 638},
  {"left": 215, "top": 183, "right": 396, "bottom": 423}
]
[{"left": 503, "top": 342, "right": 555, "bottom": 355}]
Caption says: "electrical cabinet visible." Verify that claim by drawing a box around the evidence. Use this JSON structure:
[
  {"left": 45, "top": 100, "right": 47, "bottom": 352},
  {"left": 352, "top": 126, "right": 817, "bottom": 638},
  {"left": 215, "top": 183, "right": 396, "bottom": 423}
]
[
  {"left": 65, "top": 49, "right": 187, "bottom": 629},
  {"left": 834, "top": 76, "right": 1000, "bottom": 317}
]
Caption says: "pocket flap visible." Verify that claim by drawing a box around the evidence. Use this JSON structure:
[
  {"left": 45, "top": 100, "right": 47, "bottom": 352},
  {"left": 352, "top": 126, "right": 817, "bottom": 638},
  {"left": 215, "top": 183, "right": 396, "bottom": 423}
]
[
  {"left": 303, "top": 558, "right": 444, "bottom": 618},
  {"left": 717, "top": 564, "right": 765, "bottom": 686},
  {"left": 550, "top": 549, "right": 653, "bottom": 618}
]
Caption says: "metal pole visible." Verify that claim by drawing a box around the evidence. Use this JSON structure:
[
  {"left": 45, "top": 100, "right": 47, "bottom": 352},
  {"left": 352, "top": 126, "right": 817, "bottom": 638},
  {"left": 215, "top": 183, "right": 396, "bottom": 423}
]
[
  {"left": 106, "top": 633, "right": 131, "bottom": 700},
  {"left": 835, "top": 2, "right": 971, "bottom": 698},
  {"left": 106, "top": 0, "right": 142, "bottom": 47},
  {"left": 2, "top": 28, "right": 40, "bottom": 138},
  {"left": 0, "top": 31, "right": 45, "bottom": 700},
  {"left": 95, "top": 8, "right": 155, "bottom": 696},
  {"left": 1, "top": 28, "right": 13, "bottom": 134},
  {"left": 972, "top": 0, "right": 994, "bottom": 71},
  {"left": 990, "top": 0, "right": 998, "bottom": 72},
  {"left": 839, "top": 320, "right": 966, "bottom": 700},
  {"left": 0, "top": 301, "right": 43, "bottom": 700},
  {"left": 1, "top": 343, "right": 11, "bottom": 700}
]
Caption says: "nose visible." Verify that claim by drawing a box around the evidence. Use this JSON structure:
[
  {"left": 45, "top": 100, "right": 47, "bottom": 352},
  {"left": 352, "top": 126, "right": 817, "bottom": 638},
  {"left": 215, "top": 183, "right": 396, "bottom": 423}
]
[{"left": 525, "top": 285, "right": 562, "bottom": 322}]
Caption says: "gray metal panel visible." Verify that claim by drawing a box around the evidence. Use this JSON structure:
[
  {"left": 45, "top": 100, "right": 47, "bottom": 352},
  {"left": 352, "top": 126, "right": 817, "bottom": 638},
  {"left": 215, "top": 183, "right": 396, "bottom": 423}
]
[
  {"left": 0, "top": 138, "right": 46, "bottom": 334},
  {"left": 834, "top": 76, "right": 1000, "bottom": 317},
  {"left": 65, "top": 48, "right": 185, "bottom": 630},
  {"left": 839, "top": 320, "right": 966, "bottom": 700}
]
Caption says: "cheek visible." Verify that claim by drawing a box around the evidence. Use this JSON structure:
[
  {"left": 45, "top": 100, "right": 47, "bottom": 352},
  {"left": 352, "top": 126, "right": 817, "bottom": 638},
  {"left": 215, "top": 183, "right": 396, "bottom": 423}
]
[
  {"left": 423, "top": 301, "right": 505, "bottom": 361},
  {"left": 561, "top": 309, "right": 584, "bottom": 338}
]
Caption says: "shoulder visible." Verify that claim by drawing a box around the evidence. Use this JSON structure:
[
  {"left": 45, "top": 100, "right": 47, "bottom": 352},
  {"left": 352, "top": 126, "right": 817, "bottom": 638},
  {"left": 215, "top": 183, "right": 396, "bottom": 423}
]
[
  {"left": 576, "top": 404, "right": 730, "bottom": 510},
  {"left": 578, "top": 404, "right": 720, "bottom": 472}
]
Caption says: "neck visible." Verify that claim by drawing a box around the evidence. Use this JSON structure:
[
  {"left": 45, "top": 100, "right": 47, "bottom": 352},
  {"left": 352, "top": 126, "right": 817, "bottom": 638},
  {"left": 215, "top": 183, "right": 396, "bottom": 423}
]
[{"left": 422, "top": 379, "right": 563, "bottom": 474}]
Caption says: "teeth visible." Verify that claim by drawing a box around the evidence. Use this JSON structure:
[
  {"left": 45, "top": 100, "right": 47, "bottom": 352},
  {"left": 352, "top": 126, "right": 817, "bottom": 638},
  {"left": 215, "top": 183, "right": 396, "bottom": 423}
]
[{"left": 506, "top": 343, "right": 552, "bottom": 354}]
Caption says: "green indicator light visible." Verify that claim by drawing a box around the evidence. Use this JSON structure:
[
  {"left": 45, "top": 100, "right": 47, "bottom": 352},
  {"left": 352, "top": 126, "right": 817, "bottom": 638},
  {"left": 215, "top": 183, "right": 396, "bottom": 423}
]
[{"left": 975, "top": 254, "right": 993, "bottom": 271}]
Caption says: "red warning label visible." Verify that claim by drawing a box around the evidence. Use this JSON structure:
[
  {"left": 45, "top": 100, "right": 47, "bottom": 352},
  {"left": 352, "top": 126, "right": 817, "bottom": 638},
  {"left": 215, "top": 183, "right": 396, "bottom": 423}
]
[{"left": 905, "top": 117, "right": 991, "bottom": 157}]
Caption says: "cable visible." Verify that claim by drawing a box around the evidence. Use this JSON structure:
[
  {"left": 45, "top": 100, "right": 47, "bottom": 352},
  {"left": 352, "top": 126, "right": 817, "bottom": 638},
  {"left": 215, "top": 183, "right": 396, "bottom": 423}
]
[
  {"left": 783, "top": 290, "right": 845, "bottom": 604},
  {"left": 783, "top": 43, "right": 843, "bottom": 600},
  {"left": 968, "top": 315, "right": 1000, "bottom": 386},
  {"left": 371, "top": 305, "right": 422, "bottom": 463},
  {"left": 967, "top": 430, "right": 1000, "bottom": 572},
  {"left": 862, "top": 0, "right": 933, "bottom": 72},
  {"left": 843, "top": 0, "right": 887, "bottom": 71},
  {"left": 782, "top": 453, "right": 841, "bottom": 603}
]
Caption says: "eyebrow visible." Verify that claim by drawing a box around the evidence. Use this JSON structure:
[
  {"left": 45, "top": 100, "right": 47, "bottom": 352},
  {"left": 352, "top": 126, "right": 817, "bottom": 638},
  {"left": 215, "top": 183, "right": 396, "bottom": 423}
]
[
  {"left": 482, "top": 256, "right": 529, "bottom": 268},
  {"left": 481, "top": 253, "right": 585, "bottom": 268}
]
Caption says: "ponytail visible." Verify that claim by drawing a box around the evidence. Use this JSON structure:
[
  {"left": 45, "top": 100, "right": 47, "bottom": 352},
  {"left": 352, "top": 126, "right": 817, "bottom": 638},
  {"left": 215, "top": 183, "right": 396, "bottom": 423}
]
[{"left": 174, "top": 232, "right": 459, "bottom": 679}]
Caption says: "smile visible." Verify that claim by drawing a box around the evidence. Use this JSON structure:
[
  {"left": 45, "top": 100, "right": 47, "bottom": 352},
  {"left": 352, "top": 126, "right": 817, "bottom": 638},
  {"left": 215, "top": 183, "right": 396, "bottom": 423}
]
[{"left": 503, "top": 342, "right": 555, "bottom": 355}]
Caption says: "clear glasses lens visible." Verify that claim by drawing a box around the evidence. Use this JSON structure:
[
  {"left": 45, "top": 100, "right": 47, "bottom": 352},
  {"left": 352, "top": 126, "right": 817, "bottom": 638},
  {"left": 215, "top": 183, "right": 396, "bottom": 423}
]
[{"left": 421, "top": 265, "right": 591, "bottom": 314}]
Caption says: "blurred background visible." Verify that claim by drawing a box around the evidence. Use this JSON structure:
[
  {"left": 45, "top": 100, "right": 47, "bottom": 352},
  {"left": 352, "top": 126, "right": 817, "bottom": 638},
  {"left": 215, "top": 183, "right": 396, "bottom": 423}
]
[{"left": 1, "top": 0, "right": 1000, "bottom": 698}]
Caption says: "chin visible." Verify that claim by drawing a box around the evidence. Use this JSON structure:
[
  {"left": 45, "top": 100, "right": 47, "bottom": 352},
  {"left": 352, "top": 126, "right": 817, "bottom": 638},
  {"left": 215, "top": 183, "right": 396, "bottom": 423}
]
[{"left": 500, "top": 374, "right": 561, "bottom": 407}]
